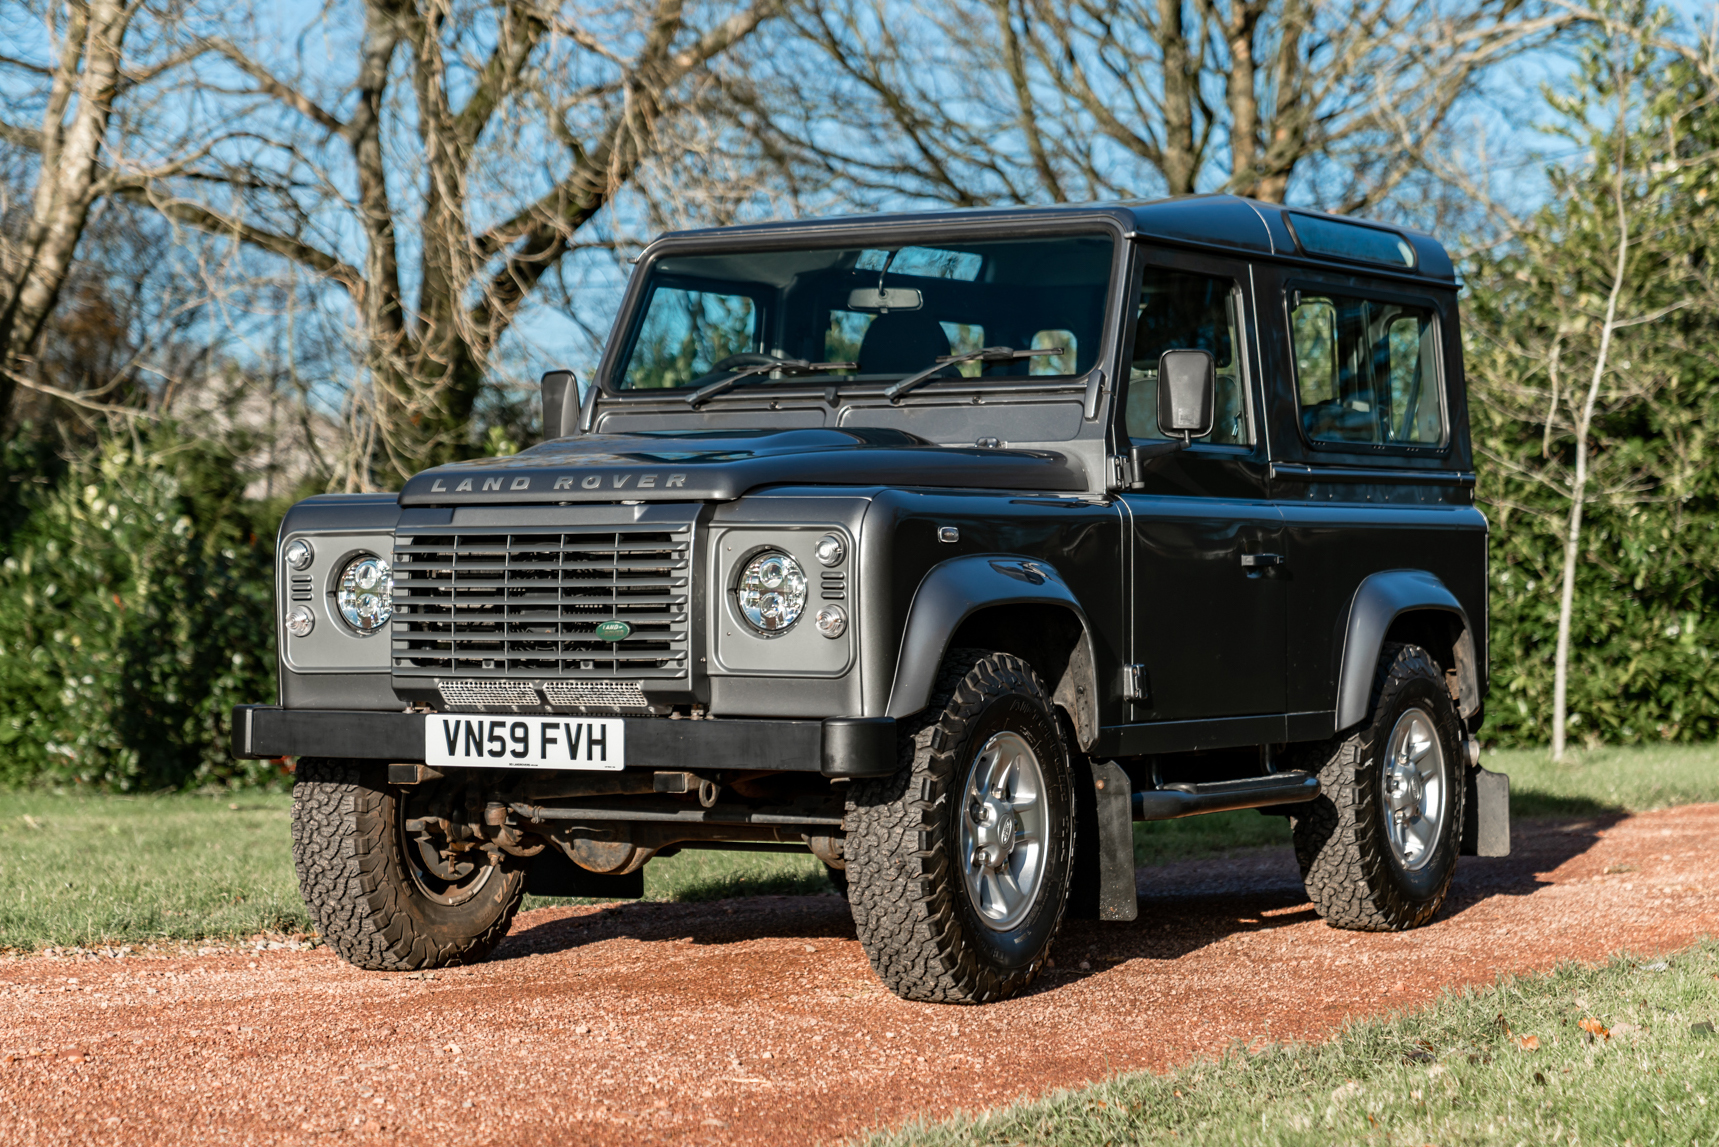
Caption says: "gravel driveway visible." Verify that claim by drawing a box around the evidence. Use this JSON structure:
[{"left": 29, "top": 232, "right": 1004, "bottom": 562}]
[{"left": 3, "top": 805, "right": 1715, "bottom": 1146}]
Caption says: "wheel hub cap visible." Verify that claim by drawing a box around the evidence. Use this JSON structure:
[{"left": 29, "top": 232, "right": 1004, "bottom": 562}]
[
  {"left": 959, "top": 731, "right": 1048, "bottom": 931},
  {"left": 1382, "top": 707, "right": 1447, "bottom": 872}
]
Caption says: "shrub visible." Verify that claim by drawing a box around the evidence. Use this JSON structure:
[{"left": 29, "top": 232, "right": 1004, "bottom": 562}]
[{"left": 0, "top": 430, "right": 283, "bottom": 789}]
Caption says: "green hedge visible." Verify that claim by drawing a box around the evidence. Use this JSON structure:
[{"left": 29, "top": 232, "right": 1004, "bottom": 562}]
[{"left": 0, "top": 431, "right": 284, "bottom": 789}]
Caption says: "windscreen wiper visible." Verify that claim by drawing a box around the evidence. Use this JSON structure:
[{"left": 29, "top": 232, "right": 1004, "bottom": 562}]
[
  {"left": 685, "top": 357, "right": 858, "bottom": 407},
  {"left": 883, "top": 345, "right": 1066, "bottom": 404}
]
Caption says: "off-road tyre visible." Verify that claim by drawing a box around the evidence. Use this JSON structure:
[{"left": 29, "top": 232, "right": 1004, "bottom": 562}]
[
  {"left": 844, "top": 649, "right": 1076, "bottom": 1003},
  {"left": 1290, "top": 643, "right": 1466, "bottom": 931},
  {"left": 292, "top": 758, "right": 525, "bottom": 970}
]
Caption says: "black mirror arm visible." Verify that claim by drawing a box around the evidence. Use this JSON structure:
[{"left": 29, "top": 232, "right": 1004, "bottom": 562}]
[{"left": 1123, "top": 437, "right": 1189, "bottom": 488}]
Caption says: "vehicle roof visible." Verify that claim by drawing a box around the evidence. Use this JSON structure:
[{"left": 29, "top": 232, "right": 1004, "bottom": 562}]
[{"left": 650, "top": 193, "right": 1456, "bottom": 283}]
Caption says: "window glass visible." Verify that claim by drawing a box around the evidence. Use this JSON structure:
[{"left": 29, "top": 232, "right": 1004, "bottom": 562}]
[
  {"left": 615, "top": 234, "right": 1114, "bottom": 391},
  {"left": 623, "top": 287, "right": 758, "bottom": 390},
  {"left": 1127, "top": 270, "right": 1250, "bottom": 445},
  {"left": 1289, "top": 290, "right": 1444, "bottom": 446},
  {"left": 1030, "top": 329, "right": 1076, "bottom": 375}
]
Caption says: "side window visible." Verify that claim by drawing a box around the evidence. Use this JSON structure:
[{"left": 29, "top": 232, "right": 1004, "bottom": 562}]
[
  {"left": 623, "top": 286, "right": 758, "bottom": 390},
  {"left": 1127, "top": 270, "right": 1250, "bottom": 445},
  {"left": 1288, "top": 290, "right": 1444, "bottom": 447}
]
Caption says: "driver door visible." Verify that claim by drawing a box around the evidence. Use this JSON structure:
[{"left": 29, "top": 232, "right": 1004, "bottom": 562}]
[{"left": 1120, "top": 249, "right": 1288, "bottom": 724}]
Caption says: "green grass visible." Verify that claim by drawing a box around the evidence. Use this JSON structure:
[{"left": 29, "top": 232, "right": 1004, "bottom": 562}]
[
  {"left": 2, "top": 740, "right": 1716, "bottom": 951},
  {"left": 866, "top": 942, "right": 1719, "bottom": 1147},
  {"left": 0, "top": 791, "right": 311, "bottom": 950},
  {"left": 1486, "top": 741, "right": 1719, "bottom": 817}
]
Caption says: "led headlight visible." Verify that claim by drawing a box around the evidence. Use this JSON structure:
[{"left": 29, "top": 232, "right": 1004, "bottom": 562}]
[
  {"left": 735, "top": 550, "right": 808, "bottom": 635},
  {"left": 336, "top": 553, "right": 394, "bottom": 635}
]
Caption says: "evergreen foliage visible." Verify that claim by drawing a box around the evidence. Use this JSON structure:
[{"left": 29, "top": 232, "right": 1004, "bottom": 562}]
[
  {"left": 0, "top": 429, "right": 285, "bottom": 789},
  {"left": 1465, "top": 25, "right": 1719, "bottom": 747}
]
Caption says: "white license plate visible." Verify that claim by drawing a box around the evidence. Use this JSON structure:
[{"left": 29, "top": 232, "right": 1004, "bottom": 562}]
[{"left": 425, "top": 715, "right": 625, "bottom": 771}]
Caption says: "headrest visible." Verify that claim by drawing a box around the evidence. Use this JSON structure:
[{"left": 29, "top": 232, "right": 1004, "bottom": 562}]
[{"left": 858, "top": 311, "right": 952, "bottom": 376}]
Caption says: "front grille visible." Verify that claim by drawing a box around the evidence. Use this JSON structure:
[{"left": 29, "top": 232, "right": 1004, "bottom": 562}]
[{"left": 391, "top": 524, "right": 691, "bottom": 691}]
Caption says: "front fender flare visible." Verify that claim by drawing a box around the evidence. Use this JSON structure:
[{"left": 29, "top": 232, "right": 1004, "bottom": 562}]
[
  {"left": 884, "top": 555, "right": 1091, "bottom": 719},
  {"left": 1336, "top": 569, "right": 1479, "bottom": 730}
]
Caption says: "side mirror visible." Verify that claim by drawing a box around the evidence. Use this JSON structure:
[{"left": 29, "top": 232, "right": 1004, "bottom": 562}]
[
  {"left": 1156, "top": 349, "right": 1215, "bottom": 442},
  {"left": 539, "top": 369, "right": 577, "bottom": 439}
]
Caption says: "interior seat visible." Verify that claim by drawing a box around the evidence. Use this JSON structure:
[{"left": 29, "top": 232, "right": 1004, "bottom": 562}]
[{"left": 857, "top": 311, "right": 952, "bottom": 376}]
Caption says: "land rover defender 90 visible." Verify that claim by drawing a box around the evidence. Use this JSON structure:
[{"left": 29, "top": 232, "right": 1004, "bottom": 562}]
[{"left": 237, "top": 195, "right": 1508, "bottom": 1004}]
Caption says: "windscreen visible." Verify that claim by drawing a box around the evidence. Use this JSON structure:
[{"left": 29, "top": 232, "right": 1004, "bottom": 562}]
[{"left": 615, "top": 234, "right": 1115, "bottom": 391}]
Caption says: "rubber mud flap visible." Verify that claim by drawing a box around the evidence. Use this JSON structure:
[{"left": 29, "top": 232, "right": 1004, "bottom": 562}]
[{"left": 1461, "top": 766, "right": 1511, "bottom": 857}]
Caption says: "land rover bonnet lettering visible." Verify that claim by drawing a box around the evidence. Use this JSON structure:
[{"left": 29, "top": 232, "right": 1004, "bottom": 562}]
[{"left": 426, "top": 472, "right": 688, "bottom": 493}]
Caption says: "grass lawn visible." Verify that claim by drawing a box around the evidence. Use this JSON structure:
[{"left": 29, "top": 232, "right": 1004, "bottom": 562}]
[
  {"left": 866, "top": 941, "right": 1719, "bottom": 1146},
  {"left": 0, "top": 741, "right": 1713, "bottom": 950}
]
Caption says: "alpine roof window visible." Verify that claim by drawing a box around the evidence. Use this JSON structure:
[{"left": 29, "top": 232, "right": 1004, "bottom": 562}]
[{"left": 1285, "top": 212, "right": 1417, "bottom": 269}]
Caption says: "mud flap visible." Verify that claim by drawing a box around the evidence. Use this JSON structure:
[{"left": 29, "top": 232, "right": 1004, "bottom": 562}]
[
  {"left": 1460, "top": 766, "right": 1510, "bottom": 857},
  {"left": 1092, "top": 759, "right": 1138, "bottom": 920}
]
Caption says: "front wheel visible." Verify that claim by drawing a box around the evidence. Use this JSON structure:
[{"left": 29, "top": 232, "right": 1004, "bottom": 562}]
[
  {"left": 844, "top": 650, "right": 1076, "bottom": 1003},
  {"left": 1290, "top": 642, "right": 1466, "bottom": 931},
  {"left": 291, "top": 759, "right": 525, "bottom": 969}
]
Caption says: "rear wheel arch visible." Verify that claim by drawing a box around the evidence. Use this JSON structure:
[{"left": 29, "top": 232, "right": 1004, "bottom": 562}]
[{"left": 1336, "top": 571, "right": 1481, "bottom": 732}]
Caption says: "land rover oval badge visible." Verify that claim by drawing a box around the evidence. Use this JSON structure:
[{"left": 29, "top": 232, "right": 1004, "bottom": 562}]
[{"left": 594, "top": 620, "right": 632, "bottom": 642}]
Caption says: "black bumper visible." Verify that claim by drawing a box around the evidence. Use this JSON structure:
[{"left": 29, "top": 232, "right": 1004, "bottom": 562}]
[{"left": 231, "top": 706, "right": 897, "bottom": 779}]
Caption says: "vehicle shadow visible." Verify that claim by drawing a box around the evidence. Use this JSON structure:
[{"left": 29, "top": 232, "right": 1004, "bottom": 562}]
[
  {"left": 1043, "top": 805, "right": 1630, "bottom": 988},
  {"left": 488, "top": 808, "right": 1628, "bottom": 971}
]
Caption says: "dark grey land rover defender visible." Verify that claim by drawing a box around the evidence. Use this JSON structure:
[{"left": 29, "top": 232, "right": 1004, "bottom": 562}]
[{"left": 238, "top": 195, "right": 1509, "bottom": 1004}]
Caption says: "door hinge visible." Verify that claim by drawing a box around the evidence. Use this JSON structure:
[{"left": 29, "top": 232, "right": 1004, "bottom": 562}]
[
  {"left": 1106, "top": 453, "right": 1131, "bottom": 492},
  {"left": 1121, "top": 664, "right": 1150, "bottom": 704}
]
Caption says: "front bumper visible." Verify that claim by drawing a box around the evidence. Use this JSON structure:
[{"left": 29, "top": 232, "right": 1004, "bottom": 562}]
[{"left": 231, "top": 705, "right": 896, "bottom": 778}]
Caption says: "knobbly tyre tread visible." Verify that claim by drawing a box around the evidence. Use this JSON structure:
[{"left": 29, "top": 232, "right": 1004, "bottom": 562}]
[
  {"left": 1289, "top": 643, "right": 1466, "bottom": 932},
  {"left": 291, "top": 758, "right": 523, "bottom": 970},
  {"left": 844, "top": 649, "right": 1073, "bottom": 1003}
]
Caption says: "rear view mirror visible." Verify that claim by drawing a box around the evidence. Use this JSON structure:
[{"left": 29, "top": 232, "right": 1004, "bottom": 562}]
[
  {"left": 848, "top": 287, "right": 923, "bottom": 313},
  {"left": 540, "top": 369, "right": 577, "bottom": 439},
  {"left": 1157, "top": 349, "right": 1214, "bottom": 441}
]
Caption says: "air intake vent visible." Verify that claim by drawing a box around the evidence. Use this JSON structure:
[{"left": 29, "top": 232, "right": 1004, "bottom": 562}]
[
  {"left": 438, "top": 680, "right": 542, "bottom": 708},
  {"left": 541, "top": 680, "right": 649, "bottom": 712},
  {"left": 392, "top": 523, "right": 692, "bottom": 690}
]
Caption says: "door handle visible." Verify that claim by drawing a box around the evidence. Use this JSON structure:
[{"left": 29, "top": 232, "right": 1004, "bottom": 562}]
[{"left": 1240, "top": 553, "right": 1284, "bottom": 568}]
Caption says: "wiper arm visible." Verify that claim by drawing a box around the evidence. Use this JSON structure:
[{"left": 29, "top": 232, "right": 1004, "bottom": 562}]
[
  {"left": 883, "top": 345, "right": 1066, "bottom": 404},
  {"left": 685, "top": 358, "right": 858, "bottom": 407}
]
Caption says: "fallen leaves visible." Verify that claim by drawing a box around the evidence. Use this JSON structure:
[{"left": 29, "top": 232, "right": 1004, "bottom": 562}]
[{"left": 1579, "top": 1017, "right": 1610, "bottom": 1041}]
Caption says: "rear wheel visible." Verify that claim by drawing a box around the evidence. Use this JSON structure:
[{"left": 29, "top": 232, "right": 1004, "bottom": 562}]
[
  {"left": 844, "top": 650, "right": 1075, "bottom": 1003},
  {"left": 1290, "top": 643, "right": 1466, "bottom": 931},
  {"left": 291, "top": 759, "right": 524, "bottom": 969}
]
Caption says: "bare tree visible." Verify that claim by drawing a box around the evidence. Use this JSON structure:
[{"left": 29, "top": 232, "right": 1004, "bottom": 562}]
[
  {"left": 762, "top": 0, "right": 1577, "bottom": 212},
  {"left": 0, "top": 0, "right": 214, "bottom": 425},
  {"left": 88, "top": 0, "right": 781, "bottom": 483}
]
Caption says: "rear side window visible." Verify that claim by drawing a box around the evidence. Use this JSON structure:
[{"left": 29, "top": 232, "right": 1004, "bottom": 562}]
[{"left": 1289, "top": 290, "right": 1444, "bottom": 447}]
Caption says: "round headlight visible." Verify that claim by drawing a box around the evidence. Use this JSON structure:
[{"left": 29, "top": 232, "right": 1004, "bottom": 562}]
[
  {"left": 284, "top": 538, "right": 314, "bottom": 571},
  {"left": 336, "top": 554, "right": 394, "bottom": 635},
  {"left": 735, "top": 550, "right": 808, "bottom": 635}
]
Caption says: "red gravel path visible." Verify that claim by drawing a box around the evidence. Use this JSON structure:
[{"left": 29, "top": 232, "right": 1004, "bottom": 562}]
[{"left": 3, "top": 805, "right": 1716, "bottom": 1146}]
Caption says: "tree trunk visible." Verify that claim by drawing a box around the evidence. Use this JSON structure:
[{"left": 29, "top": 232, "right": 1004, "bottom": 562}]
[
  {"left": 0, "top": 0, "right": 132, "bottom": 425},
  {"left": 1552, "top": 126, "right": 1632, "bottom": 761}
]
